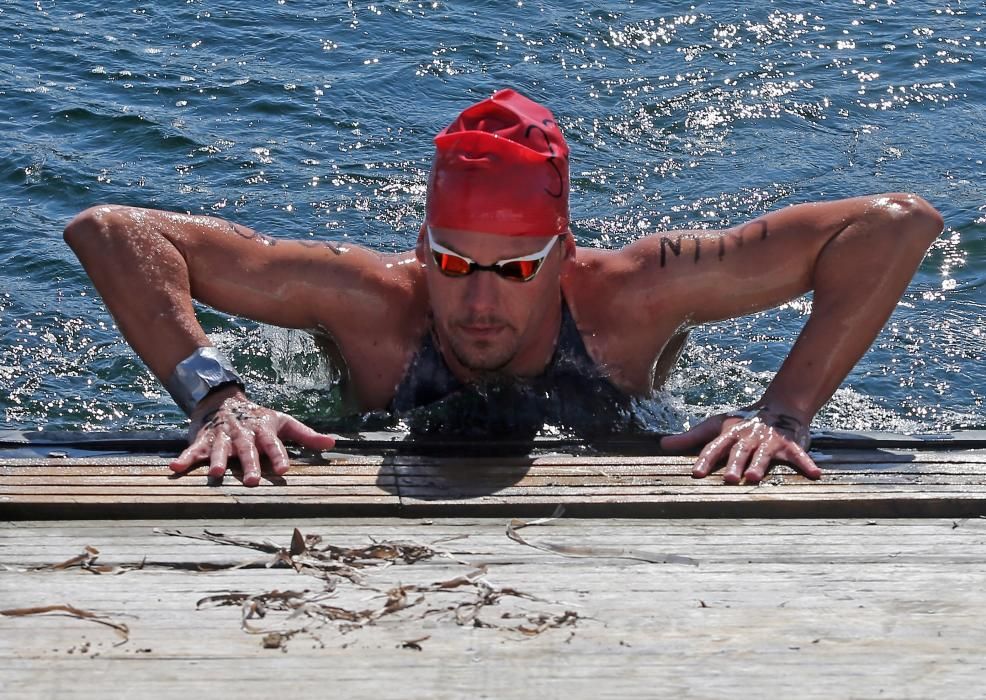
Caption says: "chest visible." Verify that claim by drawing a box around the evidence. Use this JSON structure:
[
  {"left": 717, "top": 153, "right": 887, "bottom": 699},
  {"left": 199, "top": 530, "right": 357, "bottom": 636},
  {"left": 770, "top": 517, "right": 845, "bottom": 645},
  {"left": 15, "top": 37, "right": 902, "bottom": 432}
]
[{"left": 566, "top": 294, "right": 687, "bottom": 395}]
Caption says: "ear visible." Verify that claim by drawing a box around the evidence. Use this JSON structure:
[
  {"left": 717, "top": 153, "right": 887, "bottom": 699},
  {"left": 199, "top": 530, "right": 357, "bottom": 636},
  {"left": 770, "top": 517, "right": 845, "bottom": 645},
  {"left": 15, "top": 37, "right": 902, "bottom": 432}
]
[
  {"left": 415, "top": 223, "right": 427, "bottom": 264},
  {"left": 561, "top": 230, "right": 576, "bottom": 262}
]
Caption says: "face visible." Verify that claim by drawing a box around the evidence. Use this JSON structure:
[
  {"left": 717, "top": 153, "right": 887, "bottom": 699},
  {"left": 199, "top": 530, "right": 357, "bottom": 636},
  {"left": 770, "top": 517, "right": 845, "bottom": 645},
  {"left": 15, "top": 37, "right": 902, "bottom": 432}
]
[{"left": 418, "top": 226, "right": 571, "bottom": 376}]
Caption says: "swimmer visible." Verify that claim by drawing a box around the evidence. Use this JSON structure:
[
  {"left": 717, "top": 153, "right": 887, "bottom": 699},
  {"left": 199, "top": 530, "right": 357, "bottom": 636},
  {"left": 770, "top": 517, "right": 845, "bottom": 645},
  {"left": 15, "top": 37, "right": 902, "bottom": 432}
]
[{"left": 64, "top": 89, "right": 943, "bottom": 486}]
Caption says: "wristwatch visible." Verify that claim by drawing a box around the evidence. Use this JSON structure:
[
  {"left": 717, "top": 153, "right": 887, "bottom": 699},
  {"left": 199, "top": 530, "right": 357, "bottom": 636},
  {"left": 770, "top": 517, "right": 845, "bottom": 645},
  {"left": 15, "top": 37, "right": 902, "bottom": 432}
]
[{"left": 165, "top": 346, "right": 245, "bottom": 416}]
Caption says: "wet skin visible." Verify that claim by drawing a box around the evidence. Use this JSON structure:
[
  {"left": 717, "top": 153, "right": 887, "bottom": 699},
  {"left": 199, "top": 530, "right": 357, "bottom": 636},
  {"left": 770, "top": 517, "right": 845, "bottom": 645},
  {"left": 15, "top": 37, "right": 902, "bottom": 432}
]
[{"left": 64, "top": 194, "right": 944, "bottom": 486}]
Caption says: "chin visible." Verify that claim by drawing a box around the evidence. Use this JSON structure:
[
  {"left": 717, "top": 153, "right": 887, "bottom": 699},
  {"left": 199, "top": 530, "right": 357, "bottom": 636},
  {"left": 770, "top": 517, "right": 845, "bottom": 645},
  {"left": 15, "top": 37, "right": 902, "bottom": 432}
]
[{"left": 451, "top": 340, "right": 517, "bottom": 373}]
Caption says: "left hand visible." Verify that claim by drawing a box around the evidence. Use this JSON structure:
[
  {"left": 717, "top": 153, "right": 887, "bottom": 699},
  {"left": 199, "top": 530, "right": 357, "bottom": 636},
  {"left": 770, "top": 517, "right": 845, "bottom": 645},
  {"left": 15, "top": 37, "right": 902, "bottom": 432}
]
[{"left": 661, "top": 408, "right": 821, "bottom": 484}]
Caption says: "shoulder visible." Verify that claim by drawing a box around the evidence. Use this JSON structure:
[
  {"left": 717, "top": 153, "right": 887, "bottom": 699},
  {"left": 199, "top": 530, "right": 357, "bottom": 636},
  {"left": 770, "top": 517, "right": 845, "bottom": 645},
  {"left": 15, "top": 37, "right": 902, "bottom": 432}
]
[
  {"left": 561, "top": 246, "right": 685, "bottom": 394},
  {"left": 305, "top": 244, "right": 429, "bottom": 339},
  {"left": 563, "top": 243, "right": 686, "bottom": 323},
  {"left": 309, "top": 248, "right": 430, "bottom": 410}
]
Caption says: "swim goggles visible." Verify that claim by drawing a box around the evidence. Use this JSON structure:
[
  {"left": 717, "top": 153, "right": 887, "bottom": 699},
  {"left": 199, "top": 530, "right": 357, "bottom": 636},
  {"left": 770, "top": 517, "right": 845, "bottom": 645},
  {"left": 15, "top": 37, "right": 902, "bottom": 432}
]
[{"left": 426, "top": 227, "right": 562, "bottom": 282}]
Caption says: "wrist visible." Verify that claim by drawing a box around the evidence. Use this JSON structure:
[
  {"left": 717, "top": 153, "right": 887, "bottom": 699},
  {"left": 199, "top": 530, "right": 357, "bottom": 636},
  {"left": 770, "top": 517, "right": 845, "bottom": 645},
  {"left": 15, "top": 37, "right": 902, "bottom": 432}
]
[
  {"left": 748, "top": 397, "right": 813, "bottom": 427},
  {"left": 733, "top": 401, "right": 811, "bottom": 448},
  {"left": 165, "top": 346, "right": 245, "bottom": 416},
  {"left": 189, "top": 384, "right": 248, "bottom": 422}
]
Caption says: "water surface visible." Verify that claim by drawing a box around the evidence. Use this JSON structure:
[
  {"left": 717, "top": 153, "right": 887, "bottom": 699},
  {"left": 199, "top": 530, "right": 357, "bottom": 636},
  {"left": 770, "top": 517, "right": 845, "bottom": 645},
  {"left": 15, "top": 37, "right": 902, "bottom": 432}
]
[{"left": 1, "top": 1, "right": 983, "bottom": 434}]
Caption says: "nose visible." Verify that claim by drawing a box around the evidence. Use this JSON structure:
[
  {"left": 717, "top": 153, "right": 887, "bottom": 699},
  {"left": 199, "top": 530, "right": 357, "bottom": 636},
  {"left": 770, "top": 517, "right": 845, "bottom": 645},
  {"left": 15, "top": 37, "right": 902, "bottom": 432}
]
[{"left": 462, "top": 269, "right": 500, "bottom": 315}]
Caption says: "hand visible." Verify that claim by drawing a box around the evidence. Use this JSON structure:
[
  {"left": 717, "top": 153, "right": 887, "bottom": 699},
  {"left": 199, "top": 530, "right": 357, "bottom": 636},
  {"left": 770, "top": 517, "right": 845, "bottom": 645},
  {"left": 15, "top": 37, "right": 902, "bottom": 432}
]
[
  {"left": 169, "top": 395, "right": 337, "bottom": 486},
  {"left": 660, "top": 408, "right": 821, "bottom": 484}
]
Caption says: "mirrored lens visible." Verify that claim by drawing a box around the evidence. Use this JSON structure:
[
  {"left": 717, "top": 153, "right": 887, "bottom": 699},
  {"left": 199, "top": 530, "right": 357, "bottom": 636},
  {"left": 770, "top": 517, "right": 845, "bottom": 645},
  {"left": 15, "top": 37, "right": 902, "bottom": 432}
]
[
  {"left": 434, "top": 251, "right": 472, "bottom": 276},
  {"left": 497, "top": 259, "right": 541, "bottom": 281}
]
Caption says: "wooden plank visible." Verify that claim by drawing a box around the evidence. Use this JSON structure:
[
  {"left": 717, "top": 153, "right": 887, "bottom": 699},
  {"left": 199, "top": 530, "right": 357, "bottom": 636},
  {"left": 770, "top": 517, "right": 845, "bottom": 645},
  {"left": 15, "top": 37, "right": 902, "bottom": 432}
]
[
  {"left": 0, "top": 463, "right": 391, "bottom": 477},
  {"left": 9, "top": 469, "right": 986, "bottom": 489},
  {"left": 0, "top": 453, "right": 388, "bottom": 468},
  {"left": 390, "top": 449, "right": 986, "bottom": 465},
  {"left": 392, "top": 468, "right": 986, "bottom": 484},
  {"left": 13, "top": 473, "right": 984, "bottom": 490},
  {"left": 6, "top": 428, "right": 986, "bottom": 450},
  {"left": 4, "top": 445, "right": 986, "bottom": 519},
  {"left": 12, "top": 462, "right": 986, "bottom": 485},
  {"left": 2, "top": 518, "right": 986, "bottom": 699},
  {"left": 0, "top": 478, "right": 393, "bottom": 489},
  {"left": 4, "top": 449, "right": 986, "bottom": 470}
]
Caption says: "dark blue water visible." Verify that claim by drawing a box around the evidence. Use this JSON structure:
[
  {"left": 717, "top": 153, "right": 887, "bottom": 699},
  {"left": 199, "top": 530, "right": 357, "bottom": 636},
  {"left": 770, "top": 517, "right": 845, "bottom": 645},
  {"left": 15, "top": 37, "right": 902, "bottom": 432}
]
[{"left": 2, "top": 0, "right": 984, "bottom": 434}]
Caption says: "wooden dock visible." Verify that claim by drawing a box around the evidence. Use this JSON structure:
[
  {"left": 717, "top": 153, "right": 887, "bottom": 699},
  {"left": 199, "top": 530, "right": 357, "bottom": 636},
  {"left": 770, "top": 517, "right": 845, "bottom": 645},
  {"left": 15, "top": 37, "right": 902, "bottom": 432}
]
[{"left": 3, "top": 430, "right": 986, "bottom": 698}]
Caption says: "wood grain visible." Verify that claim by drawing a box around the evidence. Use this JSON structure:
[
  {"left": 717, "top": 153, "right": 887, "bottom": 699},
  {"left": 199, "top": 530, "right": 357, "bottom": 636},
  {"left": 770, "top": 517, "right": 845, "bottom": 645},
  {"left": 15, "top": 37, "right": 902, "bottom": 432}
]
[
  {"left": 4, "top": 444, "right": 986, "bottom": 518},
  {"left": 2, "top": 518, "right": 985, "bottom": 699}
]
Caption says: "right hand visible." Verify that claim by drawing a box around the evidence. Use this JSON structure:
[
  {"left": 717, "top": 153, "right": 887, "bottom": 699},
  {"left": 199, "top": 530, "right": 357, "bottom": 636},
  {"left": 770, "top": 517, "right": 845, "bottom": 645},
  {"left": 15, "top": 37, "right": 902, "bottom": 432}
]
[{"left": 169, "top": 391, "right": 337, "bottom": 486}]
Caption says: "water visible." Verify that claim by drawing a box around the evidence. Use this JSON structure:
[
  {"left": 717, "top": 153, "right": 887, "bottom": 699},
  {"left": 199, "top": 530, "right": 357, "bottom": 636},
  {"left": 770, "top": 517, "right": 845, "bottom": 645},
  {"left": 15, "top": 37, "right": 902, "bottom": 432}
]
[{"left": 1, "top": 0, "right": 984, "bottom": 435}]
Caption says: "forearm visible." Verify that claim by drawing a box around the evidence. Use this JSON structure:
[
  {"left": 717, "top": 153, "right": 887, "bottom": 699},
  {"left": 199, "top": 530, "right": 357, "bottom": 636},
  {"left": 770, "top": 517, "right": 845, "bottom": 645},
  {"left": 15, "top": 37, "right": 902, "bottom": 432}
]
[
  {"left": 64, "top": 205, "right": 215, "bottom": 382},
  {"left": 755, "top": 194, "right": 943, "bottom": 423}
]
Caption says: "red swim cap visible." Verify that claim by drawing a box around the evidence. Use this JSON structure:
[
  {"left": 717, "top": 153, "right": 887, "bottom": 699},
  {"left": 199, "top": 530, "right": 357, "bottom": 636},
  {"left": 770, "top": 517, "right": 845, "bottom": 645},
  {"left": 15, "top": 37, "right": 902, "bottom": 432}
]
[{"left": 426, "top": 89, "right": 570, "bottom": 237}]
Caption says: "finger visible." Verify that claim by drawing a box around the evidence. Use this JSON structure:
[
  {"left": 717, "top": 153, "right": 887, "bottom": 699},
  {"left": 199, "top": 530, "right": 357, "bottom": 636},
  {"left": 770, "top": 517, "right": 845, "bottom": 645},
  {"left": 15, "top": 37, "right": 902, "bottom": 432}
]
[
  {"left": 780, "top": 442, "right": 823, "bottom": 480},
  {"left": 278, "top": 416, "right": 337, "bottom": 450},
  {"left": 723, "top": 439, "right": 757, "bottom": 485},
  {"left": 208, "top": 432, "right": 232, "bottom": 479},
  {"left": 231, "top": 428, "right": 263, "bottom": 487},
  {"left": 691, "top": 433, "right": 738, "bottom": 478},
  {"left": 169, "top": 434, "right": 211, "bottom": 473},
  {"left": 256, "top": 430, "right": 291, "bottom": 476},
  {"left": 742, "top": 443, "right": 774, "bottom": 484},
  {"left": 662, "top": 418, "right": 724, "bottom": 453}
]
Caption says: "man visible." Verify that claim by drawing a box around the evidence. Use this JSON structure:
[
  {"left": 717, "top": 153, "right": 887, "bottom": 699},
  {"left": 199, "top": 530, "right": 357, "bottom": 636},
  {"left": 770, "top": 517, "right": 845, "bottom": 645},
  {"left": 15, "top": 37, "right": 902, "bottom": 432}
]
[{"left": 64, "top": 89, "right": 943, "bottom": 487}]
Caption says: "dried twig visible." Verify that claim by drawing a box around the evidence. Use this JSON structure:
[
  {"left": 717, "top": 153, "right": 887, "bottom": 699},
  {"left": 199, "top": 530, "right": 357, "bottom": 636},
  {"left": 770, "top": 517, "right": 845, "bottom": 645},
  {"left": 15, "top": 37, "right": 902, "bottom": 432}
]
[
  {"left": 178, "top": 527, "right": 582, "bottom": 647},
  {"left": 0, "top": 604, "right": 130, "bottom": 644},
  {"left": 506, "top": 507, "right": 699, "bottom": 566},
  {"left": 418, "top": 569, "right": 577, "bottom": 633},
  {"left": 156, "top": 527, "right": 442, "bottom": 583},
  {"left": 196, "top": 584, "right": 423, "bottom": 638},
  {"left": 399, "top": 635, "right": 430, "bottom": 651},
  {"left": 515, "top": 610, "right": 580, "bottom": 636},
  {"left": 29, "top": 546, "right": 147, "bottom": 575},
  {"left": 155, "top": 528, "right": 283, "bottom": 553}
]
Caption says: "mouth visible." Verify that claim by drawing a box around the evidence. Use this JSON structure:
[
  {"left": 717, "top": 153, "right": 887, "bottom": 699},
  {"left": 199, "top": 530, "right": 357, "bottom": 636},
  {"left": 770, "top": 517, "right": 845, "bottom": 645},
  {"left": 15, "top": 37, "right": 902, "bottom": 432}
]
[{"left": 459, "top": 323, "right": 506, "bottom": 339}]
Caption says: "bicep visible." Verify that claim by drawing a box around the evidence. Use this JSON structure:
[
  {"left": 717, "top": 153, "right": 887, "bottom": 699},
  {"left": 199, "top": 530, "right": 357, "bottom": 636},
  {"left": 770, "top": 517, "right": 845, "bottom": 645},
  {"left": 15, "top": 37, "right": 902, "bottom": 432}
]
[
  {"left": 623, "top": 197, "right": 868, "bottom": 325},
  {"left": 163, "top": 213, "right": 402, "bottom": 332}
]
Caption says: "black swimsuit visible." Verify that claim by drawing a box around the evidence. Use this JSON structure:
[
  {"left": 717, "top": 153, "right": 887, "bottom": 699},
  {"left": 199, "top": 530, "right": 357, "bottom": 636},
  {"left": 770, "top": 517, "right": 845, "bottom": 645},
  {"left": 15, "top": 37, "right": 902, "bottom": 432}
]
[{"left": 389, "top": 302, "right": 642, "bottom": 438}]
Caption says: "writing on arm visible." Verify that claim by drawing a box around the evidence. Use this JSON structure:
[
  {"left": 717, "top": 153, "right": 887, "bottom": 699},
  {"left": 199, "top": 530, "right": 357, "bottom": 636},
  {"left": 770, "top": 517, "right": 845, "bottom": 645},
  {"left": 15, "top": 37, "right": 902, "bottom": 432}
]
[
  {"left": 654, "top": 220, "right": 769, "bottom": 268},
  {"left": 225, "top": 221, "right": 352, "bottom": 257}
]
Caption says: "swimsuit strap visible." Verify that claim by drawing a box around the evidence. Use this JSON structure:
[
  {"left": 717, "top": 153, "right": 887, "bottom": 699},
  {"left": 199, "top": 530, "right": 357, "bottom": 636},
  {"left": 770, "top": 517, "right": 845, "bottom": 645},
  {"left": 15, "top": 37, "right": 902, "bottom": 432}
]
[
  {"left": 388, "top": 299, "right": 621, "bottom": 414},
  {"left": 388, "top": 319, "right": 462, "bottom": 414},
  {"left": 549, "top": 301, "right": 600, "bottom": 378}
]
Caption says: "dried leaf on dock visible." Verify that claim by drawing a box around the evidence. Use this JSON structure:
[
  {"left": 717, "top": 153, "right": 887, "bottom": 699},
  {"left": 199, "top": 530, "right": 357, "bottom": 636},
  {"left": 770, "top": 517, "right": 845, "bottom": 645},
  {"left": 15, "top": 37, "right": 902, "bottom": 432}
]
[
  {"left": 165, "top": 527, "right": 581, "bottom": 649},
  {"left": 156, "top": 527, "right": 442, "bottom": 582},
  {"left": 30, "top": 545, "right": 147, "bottom": 575}
]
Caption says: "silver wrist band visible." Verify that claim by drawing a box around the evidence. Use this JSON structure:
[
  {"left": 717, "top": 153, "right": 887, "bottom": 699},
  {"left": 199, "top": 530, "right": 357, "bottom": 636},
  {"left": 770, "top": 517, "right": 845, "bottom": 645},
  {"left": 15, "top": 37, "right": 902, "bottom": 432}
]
[
  {"left": 165, "top": 346, "right": 245, "bottom": 416},
  {"left": 725, "top": 409, "right": 760, "bottom": 421}
]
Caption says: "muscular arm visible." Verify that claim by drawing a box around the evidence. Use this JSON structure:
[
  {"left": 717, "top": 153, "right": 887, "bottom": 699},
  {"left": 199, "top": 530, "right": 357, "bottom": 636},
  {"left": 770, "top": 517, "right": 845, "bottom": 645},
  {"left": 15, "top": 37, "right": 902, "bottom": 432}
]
[
  {"left": 63, "top": 205, "right": 403, "bottom": 382},
  {"left": 620, "top": 194, "right": 944, "bottom": 481},
  {"left": 63, "top": 205, "right": 415, "bottom": 484}
]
